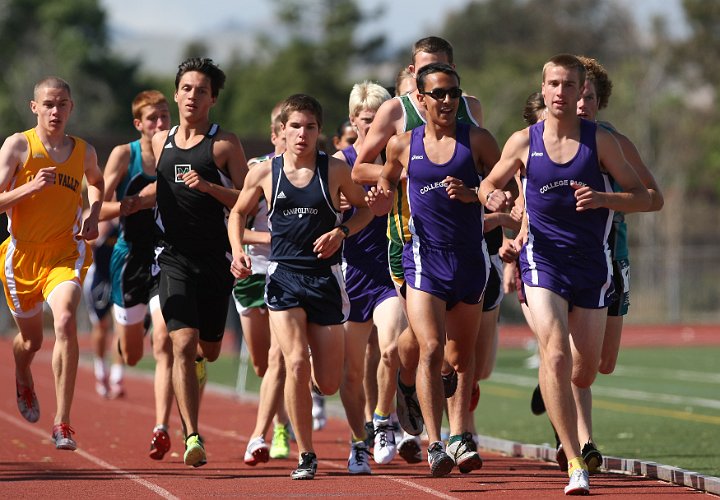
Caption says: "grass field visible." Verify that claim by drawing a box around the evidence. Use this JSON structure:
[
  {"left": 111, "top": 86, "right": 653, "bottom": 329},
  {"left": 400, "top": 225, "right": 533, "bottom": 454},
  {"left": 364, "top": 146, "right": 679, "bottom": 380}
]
[{"left": 133, "top": 343, "right": 720, "bottom": 477}]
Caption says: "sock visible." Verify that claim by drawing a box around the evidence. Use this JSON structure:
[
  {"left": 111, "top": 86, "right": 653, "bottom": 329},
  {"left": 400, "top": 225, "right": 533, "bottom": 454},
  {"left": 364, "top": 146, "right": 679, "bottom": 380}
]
[
  {"left": 351, "top": 435, "right": 365, "bottom": 444},
  {"left": 94, "top": 357, "right": 107, "bottom": 380},
  {"left": 568, "top": 456, "right": 588, "bottom": 476},
  {"left": 153, "top": 424, "right": 168, "bottom": 433},
  {"left": 373, "top": 409, "right": 390, "bottom": 420},
  {"left": 109, "top": 363, "right": 124, "bottom": 384}
]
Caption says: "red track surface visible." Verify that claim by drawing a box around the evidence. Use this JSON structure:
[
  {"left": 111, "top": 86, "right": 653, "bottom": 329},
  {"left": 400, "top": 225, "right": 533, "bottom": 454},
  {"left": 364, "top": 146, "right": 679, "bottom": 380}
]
[{"left": 0, "top": 328, "right": 714, "bottom": 499}]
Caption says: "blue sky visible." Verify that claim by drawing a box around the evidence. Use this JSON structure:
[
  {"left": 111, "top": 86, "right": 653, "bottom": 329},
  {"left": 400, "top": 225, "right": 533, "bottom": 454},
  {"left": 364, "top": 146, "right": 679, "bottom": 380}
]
[{"left": 100, "top": 0, "right": 687, "bottom": 74}]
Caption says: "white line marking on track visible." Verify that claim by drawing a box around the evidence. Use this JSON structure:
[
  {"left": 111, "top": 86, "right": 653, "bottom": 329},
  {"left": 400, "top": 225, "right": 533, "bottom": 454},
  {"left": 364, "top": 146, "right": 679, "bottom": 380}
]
[
  {"left": 0, "top": 409, "right": 179, "bottom": 500},
  {"left": 490, "top": 372, "right": 720, "bottom": 410}
]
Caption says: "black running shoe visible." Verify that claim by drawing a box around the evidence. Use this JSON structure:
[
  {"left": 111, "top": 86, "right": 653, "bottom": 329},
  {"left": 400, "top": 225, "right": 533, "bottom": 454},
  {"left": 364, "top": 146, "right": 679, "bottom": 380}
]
[
  {"left": 441, "top": 369, "right": 458, "bottom": 398},
  {"left": 396, "top": 373, "right": 424, "bottom": 435},
  {"left": 292, "top": 451, "right": 318, "bottom": 480},
  {"left": 582, "top": 441, "right": 603, "bottom": 473},
  {"left": 530, "top": 384, "right": 546, "bottom": 415},
  {"left": 427, "top": 441, "right": 454, "bottom": 477}
]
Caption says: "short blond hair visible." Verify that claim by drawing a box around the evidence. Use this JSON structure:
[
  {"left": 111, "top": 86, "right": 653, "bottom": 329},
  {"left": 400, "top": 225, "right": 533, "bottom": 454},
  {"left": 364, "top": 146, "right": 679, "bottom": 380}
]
[
  {"left": 542, "top": 54, "right": 586, "bottom": 88},
  {"left": 348, "top": 81, "right": 391, "bottom": 117}
]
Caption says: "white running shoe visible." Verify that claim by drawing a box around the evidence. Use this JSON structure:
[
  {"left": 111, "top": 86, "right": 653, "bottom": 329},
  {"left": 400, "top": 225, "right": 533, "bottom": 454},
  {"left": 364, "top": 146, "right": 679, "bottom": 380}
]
[
  {"left": 347, "top": 441, "right": 371, "bottom": 474},
  {"left": 564, "top": 468, "right": 590, "bottom": 495},
  {"left": 244, "top": 436, "right": 270, "bottom": 466},
  {"left": 373, "top": 417, "right": 397, "bottom": 464}
]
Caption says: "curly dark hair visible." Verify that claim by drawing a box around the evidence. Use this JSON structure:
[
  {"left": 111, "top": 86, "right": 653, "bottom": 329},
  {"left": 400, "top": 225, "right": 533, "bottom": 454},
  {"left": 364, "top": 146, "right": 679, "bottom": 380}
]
[{"left": 577, "top": 56, "right": 613, "bottom": 110}]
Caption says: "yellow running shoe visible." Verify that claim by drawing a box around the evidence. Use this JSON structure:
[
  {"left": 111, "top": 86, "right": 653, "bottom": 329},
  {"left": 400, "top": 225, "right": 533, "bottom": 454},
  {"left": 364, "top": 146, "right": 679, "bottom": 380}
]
[
  {"left": 269, "top": 424, "right": 290, "bottom": 459},
  {"left": 184, "top": 433, "right": 207, "bottom": 467}
]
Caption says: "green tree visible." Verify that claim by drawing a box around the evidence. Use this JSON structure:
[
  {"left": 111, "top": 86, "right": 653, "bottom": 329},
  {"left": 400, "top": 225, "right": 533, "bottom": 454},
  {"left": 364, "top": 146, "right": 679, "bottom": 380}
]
[
  {"left": 0, "top": 0, "right": 144, "bottom": 138},
  {"left": 215, "top": 0, "right": 386, "bottom": 138}
]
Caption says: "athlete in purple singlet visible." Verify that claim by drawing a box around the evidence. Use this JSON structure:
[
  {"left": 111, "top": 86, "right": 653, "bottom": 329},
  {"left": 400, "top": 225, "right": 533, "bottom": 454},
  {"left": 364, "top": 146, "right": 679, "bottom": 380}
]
[
  {"left": 479, "top": 54, "right": 650, "bottom": 496},
  {"left": 332, "top": 81, "right": 407, "bottom": 474},
  {"left": 368, "top": 63, "right": 501, "bottom": 478}
]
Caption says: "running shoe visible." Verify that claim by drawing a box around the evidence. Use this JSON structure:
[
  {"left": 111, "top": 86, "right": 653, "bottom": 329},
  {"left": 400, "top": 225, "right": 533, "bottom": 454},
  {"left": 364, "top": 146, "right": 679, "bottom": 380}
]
[
  {"left": 564, "top": 468, "right": 590, "bottom": 495},
  {"left": 446, "top": 432, "right": 483, "bottom": 473},
  {"left": 184, "top": 433, "right": 207, "bottom": 467},
  {"left": 16, "top": 381, "right": 40, "bottom": 423},
  {"left": 311, "top": 392, "right": 326, "bottom": 431},
  {"left": 347, "top": 441, "right": 371, "bottom": 474},
  {"left": 269, "top": 424, "right": 290, "bottom": 459},
  {"left": 292, "top": 451, "right": 318, "bottom": 480},
  {"left": 469, "top": 383, "right": 480, "bottom": 412},
  {"left": 108, "top": 380, "right": 125, "bottom": 399},
  {"left": 556, "top": 442, "right": 568, "bottom": 472},
  {"left": 244, "top": 436, "right": 270, "bottom": 466},
  {"left": 195, "top": 357, "right": 207, "bottom": 393},
  {"left": 428, "top": 441, "right": 455, "bottom": 477},
  {"left": 581, "top": 441, "right": 603, "bottom": 473},
  {"left": 396, "top": 373, "right": 423, "bottom": 435},
  {"left": 397, "top": 433, "right": 423, "bottom": 464},
  {"left": 531, "top": 384, "right": 546, "bottom": 415},
  {"left": 441, "top": 369, "right": 458, "bottom": 398},
  {"left": 427, "top": 441, "right": 454, "bottom": 477},
  {"left": 95, "top": 376, "right": 109, "bottom": 398},
  {"left": 373, "top": 417, "right": 397, "bottom": 464},
  {"left": 52, "top": 423, "right": 76, "bottom": 451},
  {"left": 149, "top": 426, "right": 171, "bottom": 460}
]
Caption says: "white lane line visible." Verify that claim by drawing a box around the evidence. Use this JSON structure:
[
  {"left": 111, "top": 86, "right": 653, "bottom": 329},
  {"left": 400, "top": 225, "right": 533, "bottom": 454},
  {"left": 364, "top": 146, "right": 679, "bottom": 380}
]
[
  {"left": 612, "top": 365, "right": 720, "bottom": 384},
  {"left": 0, "top": 409, "right": 179, "bottom": 500},
  {"left": 490, "top": 372, "right": 720, "bottom": 410}
]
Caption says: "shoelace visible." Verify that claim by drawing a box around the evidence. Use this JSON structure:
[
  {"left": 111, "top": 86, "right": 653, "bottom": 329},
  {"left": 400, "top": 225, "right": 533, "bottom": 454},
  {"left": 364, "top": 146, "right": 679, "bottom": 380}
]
[
  {"left": 54, "top": 424, "right": 75, "bottom": 439},
  {"left": 354, "top": 445, "right": 367, "bottom": 465},
  {"left": 274, "top": 426, "right": 288, "bottom": 441},
  {"left": 299, "top": 453, "right": 315, "bottom": 470},
  {"left": 17, "top": 386, "right": 35, "bottom": 409},
  {"left": 376, "top": 425, "right": 389, "bottom": 447}
]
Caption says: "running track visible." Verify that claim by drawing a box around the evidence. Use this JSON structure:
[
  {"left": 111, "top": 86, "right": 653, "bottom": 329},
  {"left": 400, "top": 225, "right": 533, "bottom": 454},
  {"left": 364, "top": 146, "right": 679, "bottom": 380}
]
[{"left": 1, "top": 325, "right": 717, "bottom": 498}]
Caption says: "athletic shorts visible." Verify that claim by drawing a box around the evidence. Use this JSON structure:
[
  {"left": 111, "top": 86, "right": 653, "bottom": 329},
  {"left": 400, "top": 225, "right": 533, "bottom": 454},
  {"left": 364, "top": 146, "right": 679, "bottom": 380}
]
[
  {"left": 0, "top": 236, "right": 91, "bottom": 318},
  {"left": 482, "top": 254, "right": 504, "bottom": 312},
  {"left": 265, "top": 262, "right": 349, "bottom": 326},
  {"left": 110, "top": 241, "right": 154, "bottom": 309},
  {"left": 344, "top": 260, "right": 397, "bottom": 323},
  {"left": 607, "top": 258, "right": 630, "bottom": 317},
  {"left": 403, "top": 240, "right": 489, "bottom": 311},
  {"left": 83, "top": 262, "right": 112, "bottom": 324},
  {"left": 388, "top": 239, "right": 405, "bottom": 286},
  {"left": 233, "top": 273, "right": 266, "bottom": 314},
  {"left": 157, "top": 245, "right": 234, "bottom": 342},
  {"left": 520, "top": 247, "right": 614, "bottom": 310}
]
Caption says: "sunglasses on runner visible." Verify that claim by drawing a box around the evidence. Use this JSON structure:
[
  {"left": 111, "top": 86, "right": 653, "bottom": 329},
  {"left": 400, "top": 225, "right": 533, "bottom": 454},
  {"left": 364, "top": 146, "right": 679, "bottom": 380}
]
[{"left": 419, "top": 87, "right": 463, "bottom": 100}]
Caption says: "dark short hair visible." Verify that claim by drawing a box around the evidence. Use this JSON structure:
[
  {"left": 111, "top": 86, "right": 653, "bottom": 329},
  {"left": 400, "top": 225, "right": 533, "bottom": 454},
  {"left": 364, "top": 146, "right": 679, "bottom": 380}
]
[
  {"left": 280, "top": 94, "right": 323, "bottom": 129},
  {"left": 416, "top": 62, "right": 460, "bottom": 92},
  {"left": 175, "top": 57, "right": 226, "bottom": 98},
  {"left": 412, "top": 36, "right": 454, "bottom": 65}
]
